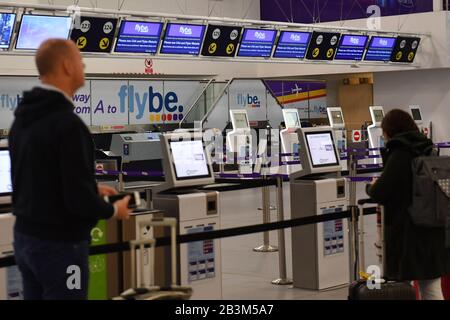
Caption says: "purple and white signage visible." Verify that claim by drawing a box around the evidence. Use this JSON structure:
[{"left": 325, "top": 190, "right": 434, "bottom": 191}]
[
  {"left": 364, "top": 36, "right": 396, "bottom": 61},
  {"left": 273, "top": 31, "right": 311, "bottom": 59},
  {"left": 335, "top": 34, "right": 368, "bottom": 60},
  {"left": 160, "top": 23, "right": 206, "bottom": 55},
  {"left": 237, "top": 28, "right": 277, "bottom": 58},
  {"left": 114, "top": 21, "right": 163, "bottom": 53}
]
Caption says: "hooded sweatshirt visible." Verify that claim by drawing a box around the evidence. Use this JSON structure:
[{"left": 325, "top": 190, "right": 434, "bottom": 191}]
[
  {"left": 9, "top": 87, "right": 114, "bottom": 242},
  {"left": 367, "top": 131, "right": 450, "bottom": 280}
]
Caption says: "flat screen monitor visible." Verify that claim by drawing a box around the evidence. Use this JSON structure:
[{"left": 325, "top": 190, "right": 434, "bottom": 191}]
[
  {"left": 170, "top": 139, "right": 211, "bottom": 180},
  {"left": 304, "top": 131, "right": 339, "bottom": 168},
  {"left": 0, "top": 149, "right": 12, "bottom": 195},
  {"left": 331, "top": 111, "right": 344, "bottom": 125},
  {"left": 391, "top": 36, "right": 421, "bottom": 63},
  {"left": 233, "top": 112, "right": 249, "bottom": 129},
  {"left": 160, "top": 23, "right": 206, "bottom": 55},
  {"left": 283, "top": 110, "right": 300, "bottom": 128},
  {"left": 0, "top": 13, "right": 16, "bottom": 50},
  {"left": 334, "top": 34, "right": 368, "bottom": 61},
  {"left": 411, "top": 108, "right": 422, "bottom": 121},
  {"left": 373, "top": 110, "right": 384, "bottom": 123},
  {"left": 364, "top": 36, "right": 396, "bottom": 62},
  {"left": 305, "top": 31, "right": 341, "bottom": 61},
  {"left": 201, "top": 24, "right": 242, "bottom": 57},
  {"left": 237, "top": 28, "right": 276, "bottom": 58},
  {"left": 70, "top": 16, "right": 117, "bottom": 53},
  {"left": 114, "top": 20, "right": 163, "bottom": 54},
  {"left": 273, "top": 31, "right": 311, "bottom": 59},
  {"left": 16, "top": 15, "right": 72, "bottom": 50}
]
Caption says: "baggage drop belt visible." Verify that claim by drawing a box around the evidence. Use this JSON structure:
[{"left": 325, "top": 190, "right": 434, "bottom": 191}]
[{"left": 0, "top": 206, "right": 378, "bottom": 268}]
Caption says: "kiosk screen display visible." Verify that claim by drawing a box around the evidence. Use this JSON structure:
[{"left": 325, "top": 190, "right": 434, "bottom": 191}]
[
  {"left": 335, "top": 34, "right": 368, "bottom": 61},
  {"left": 331, "top": 111, "right": 344, "bottom": 125},
  {"left": 373, "top": 110, "right": 384, "bottom": 123},
  {"left": 364, "top": 36, "right": 396, "bottom": 62},
  {"left": 0, "top": 150, "right": 12, "bottom": 194},
  {"left": 160, "top": 23, "right": 205, "bottom": 55},
  {"left": 170, "top": 140, "right": 210, "bottom": 180},
  {"left": 305, "top": 131, "right": 339, "bottom": 167},
  {"left": 16, "top": 15, "right": 72, "bottom": 50},
  {"left": 233, "top": 113, "right": 249, "bottom": 129},
  {"left": 284, "top": 111, "right": 300, "bottom": 128},
  {"left": 114, "top": 21, "right": 163, "bottom": 53},
  {"left": 273, "top": 31, "right": 311, "bottom": 59},
  {"left": 0, "top": 13, "right": 16, "bottom": 49},
  {"left": 411, "top": 108, "right": 422, "bottom": 121},
  {"left": 237, "top": 28, "right": 276, "bottom": 58}
]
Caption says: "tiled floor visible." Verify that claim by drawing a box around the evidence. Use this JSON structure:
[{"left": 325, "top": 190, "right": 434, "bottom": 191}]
[{"left": 219, "top": 182, "right": 379, "bottom": 300}]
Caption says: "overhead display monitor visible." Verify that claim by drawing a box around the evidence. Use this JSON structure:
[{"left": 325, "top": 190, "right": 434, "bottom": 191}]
[
  {"left": 390, "top": 36, "right": 421, "bottom": 63},
  {"left": 0, "top": 149, "right": 12, "bottom": 195},
  {"left": 273, "top": 31, "right": 311, "bottom": 59},
  {"left": 306, "top": 31, "right": 341, "bottom": 61},
  {"left": 364, "top": 36, "right": 396, "bottom": 62},
  {"left": 114, "top": 20, "right": 163, "bottom": 54},
  {"left": 334, "top": 34, "right": 368, "bottom": 61},
  {"left": 201, "top": 24, "right": 242, "bottom": 57},
  {"left": 160, "top": 23, "right": 206, "bottom": 55},
  {"left": 237, "top": 28, "right": 276, "bottom": 58},
  {"left": 170, "top": 139, "right": 211, "bottom": 180},
  {"left": 0, "top": 13, "right": 16, "bottom": 50},
  {"left": 16, "top": 15, "right": 72, "bottom": 50},
  {"left": 305, "top": 131, "right": 339, "bottom": 168},
  {"left": 331, "top": 111, "right": 344, "bottom": 125},
  {"left": 283, "top": 109, "right": 301, "bottom": 128},
  {"left": 70, "top": 16, "right": 117, "bottom": 53}
]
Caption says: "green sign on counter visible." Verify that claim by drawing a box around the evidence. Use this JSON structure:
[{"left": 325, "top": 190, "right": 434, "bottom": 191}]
[{"left": 88, "top": 220, "right": 108, "bottom": 300}]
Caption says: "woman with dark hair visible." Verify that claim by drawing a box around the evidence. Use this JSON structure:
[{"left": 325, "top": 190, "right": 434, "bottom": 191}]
[{"left": 366, "top": 109, "right": 450, "bottom": 300}]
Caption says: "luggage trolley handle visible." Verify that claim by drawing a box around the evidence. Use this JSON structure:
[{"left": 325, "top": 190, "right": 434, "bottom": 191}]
[
  {"left": 357, "top": 198, "right": 386, "bottom": 278},
  {"left": 137, "top": 217, "right": 178, "bottom": 287},
  {"left": 130, "top": 239, "right": 156, "bottom": 289}
]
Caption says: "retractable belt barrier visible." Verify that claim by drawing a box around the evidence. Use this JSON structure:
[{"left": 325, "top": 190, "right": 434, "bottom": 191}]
[{"left": 0, "top": 206, "right": 378, "bottom": 269}]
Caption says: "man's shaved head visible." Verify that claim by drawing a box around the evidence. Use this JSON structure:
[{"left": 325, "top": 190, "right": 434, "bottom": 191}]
[
  {"left": 35, "top": 39, "right": 85, "bottom": 96},
  {"left": 35, "top": 39, "right": 77, "bottom": 76}
]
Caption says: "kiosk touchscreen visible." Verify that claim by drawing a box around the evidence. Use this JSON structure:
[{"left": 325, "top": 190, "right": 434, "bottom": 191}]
[
  {"left": 368, "top": 106, "right": 385, "bottom": 165},
  {"left": 281, "top": 109, "right": 302, "bottom": 175},
  {"left": 227, "top": 110, "right": 253, "bottom": 174},
  {"left": 0, "top": 149, "right": 12, "bottom": 205},
  {"left": 409, "top": 105, "right": 423, "bottom": 126},
  {"left": 290, "top": 127, "right": 349, "bottom": 290},
  {"left": 327, "top": 107, "right": 347, "bottom": 171},
  {"left": 153, "top": 133, "right": 222, "bottom": 299}
]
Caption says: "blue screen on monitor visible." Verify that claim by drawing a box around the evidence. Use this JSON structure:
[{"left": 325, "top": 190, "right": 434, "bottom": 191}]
[
  {"left": 237, "top": 28, "right": 276, "bottom": 57},
  {"left": 16, "top": 15, "right": 72, "bottom": 50},
  {"left": 335, "top": 34, "right": 368, "bottom": 61},
  {"left": 0, "top": 13, "right": 16, "bottom": 49},
  {"left": 160, "top": 23, "right": 206, "bottom": 55},
  {"left": 364, "top": 36, "right": 396, "bottom": 62},
  {"left": 273, "top": 31, "right": 311, "bottom": 59},
  {"left": 115, "top": 21, "right": 163, "bottom": 53}
]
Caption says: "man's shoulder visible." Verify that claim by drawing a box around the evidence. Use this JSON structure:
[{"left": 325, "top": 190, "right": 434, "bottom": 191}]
[{"left": 55, "top": 110, "right": 89, "bottom": 133}]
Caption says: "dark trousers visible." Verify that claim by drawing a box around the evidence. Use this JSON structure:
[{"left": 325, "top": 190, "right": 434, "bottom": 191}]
[{"left": 13, "top": 230, "right": 89, "bottom": 300}]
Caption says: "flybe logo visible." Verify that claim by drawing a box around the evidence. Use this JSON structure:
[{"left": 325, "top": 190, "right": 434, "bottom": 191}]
[
  {"left": 118, "top": 85, "right": 184, "bottom": 122},
  {"left": 179, "top": 27, "right": 192, "bottom": 35},
  {"left": 135, "top": 24, "right": 149, "bottom": 33},
  {"left": 0, "top": 94, "right": 22, "bottom": 111},
  {"left": 237, "top": 93, "right": 260, "bottom": 108}
]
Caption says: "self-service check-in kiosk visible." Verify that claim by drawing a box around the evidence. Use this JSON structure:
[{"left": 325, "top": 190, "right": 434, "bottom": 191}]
[
  {"left": 152, "top": 133, "right": 222, "bottom": 300},
  {"left": 368, "top": 106, "right": 385, "bottom": 165},
  {"left": 280, "top": 109, "right": 302, "bottom": 175},
  {"left": 227, "top": 110, "right": 253, "bottom": 174},
  {"left": 290, "top": 127, "right": 349, "bottom": 290},
  {"left": 409, "top": 105, "right": 428, "bottom": 137},
  {"left": 327, "top": 107, "right": 348, "bottom": 171}
]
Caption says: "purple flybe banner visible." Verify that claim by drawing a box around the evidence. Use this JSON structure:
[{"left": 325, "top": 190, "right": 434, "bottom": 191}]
[
  {"left": 115, "top": 21, "right": 163, "bottom": 53},
  {"left": 261, "top": 0, "right": 433, "bottom": 24},
  {"left": 274, "top": 31, "right": 311, "bottom": 59},
  {"left": 335, "top": 34, "right": 368, "bottom": 60},
  {"left": 160, "top": 23, "right": 206, "bottom": 55},
  {"left": 237, "top": 29, "right": 277, "bottom": 58}
]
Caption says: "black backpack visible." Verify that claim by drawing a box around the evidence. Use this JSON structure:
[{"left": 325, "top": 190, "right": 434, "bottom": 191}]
[{"left": 408, "top": 147, "right": 450, "bottom": 242}]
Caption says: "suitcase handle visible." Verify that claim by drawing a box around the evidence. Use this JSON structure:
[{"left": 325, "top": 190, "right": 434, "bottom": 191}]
[{"left": 130, "top": 239, "right": 156, "bottom": 289}]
